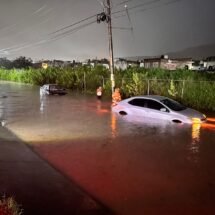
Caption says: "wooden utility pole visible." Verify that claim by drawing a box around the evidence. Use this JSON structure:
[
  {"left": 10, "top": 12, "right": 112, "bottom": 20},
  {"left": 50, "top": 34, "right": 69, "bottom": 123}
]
[{"left": 106, "top": 0, "right": 115, "bottom": 93}]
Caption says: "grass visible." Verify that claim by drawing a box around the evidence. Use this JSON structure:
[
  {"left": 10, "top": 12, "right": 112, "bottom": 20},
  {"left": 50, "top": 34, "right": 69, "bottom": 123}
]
[
  {"left": 0, "top": 66, "right": 215, "bottom": 111},
  {"left": 0, "top": 196, "right": 23, "bottom": 215}
]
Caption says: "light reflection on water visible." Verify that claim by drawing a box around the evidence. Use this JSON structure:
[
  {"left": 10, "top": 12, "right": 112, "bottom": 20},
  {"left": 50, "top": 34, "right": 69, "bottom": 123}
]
[
  {"left": 1, "top": 81, "right": 215, "bottom": 215},
  {"left": 111, "top": 113, "right": 117, "bottom": 138},
  {"left": 187, "top": 123, "right": 201, "bottom": 163},
  {"left": 192, "top": 123, "right": 201, "bottom": 143}
]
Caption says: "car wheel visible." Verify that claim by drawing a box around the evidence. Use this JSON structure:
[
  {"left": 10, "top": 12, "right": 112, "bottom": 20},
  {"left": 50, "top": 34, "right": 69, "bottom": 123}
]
[
  {"left": 119, "top": 111, "right": 127, "bottom": 116},
  {"left": 172, "top": 119, "right": 182, "bottom": 123}
]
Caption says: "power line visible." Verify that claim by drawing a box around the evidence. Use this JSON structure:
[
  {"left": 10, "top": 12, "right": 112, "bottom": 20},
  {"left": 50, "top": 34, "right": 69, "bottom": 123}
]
[
  {"left": 113, "top": 0, "right": 181, "bottom": 18},
  {"left": 112, "top": 0, "right": 162, "bottom": 15},
  {"left": 0, "top": 7, "right": 98, "bottom": 54},
  {"left": 136, "top": 0, "right": 181, "bottom": 13},
  {"left": 1, "top": 0, "right": 181, "bottom": 55},
  {"left": 6, "top": 0, "right": 162, "bottom": 45},
  {"left": 112, "top": 26, "right": 133, "bottom": 30},
  {"left": 2, "top": 20, "right": 96, "bottom": 54},
  {"left": 117, "top": 0, "right": 135, "bottom": 6},
  {"left": 48, "top": 20, "right": 97, "bottom": 42},
  {"left": 48, "top": 14, "right": 96, "bottom": 35}
]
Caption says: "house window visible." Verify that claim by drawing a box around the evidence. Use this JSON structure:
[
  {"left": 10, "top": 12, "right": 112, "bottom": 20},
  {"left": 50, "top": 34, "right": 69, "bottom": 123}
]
[{"left": 152, "top": 62, "right": 159, "bottom": 68}]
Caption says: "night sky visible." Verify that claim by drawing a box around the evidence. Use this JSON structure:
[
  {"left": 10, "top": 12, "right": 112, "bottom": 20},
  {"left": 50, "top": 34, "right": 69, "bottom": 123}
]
[{"left": 0, "top": 0, "right": 215, "bottom": 61}]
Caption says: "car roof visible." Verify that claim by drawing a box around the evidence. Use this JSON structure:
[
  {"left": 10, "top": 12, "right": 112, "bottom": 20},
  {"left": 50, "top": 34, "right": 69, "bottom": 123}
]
[
  {"left": 127, "top": 95, "right": 168, "bottom": 101},
  {"left": 43, "top": 84, "right": 58, "bottom": 87}
]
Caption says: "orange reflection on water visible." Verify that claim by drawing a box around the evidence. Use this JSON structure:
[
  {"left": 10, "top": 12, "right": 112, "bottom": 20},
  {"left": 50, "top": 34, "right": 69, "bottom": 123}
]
[
  {"left": 189, "top": 119, "right": 215, "bottom": 162},
  {"left": 111, "top": 113, "right": 117, "bottom": 138},
  {"left": 191, "top": 119, "right": 215, "bottom": 142},
  {"left": 207, "top": 117, "right": 215, "bottom": 123},
  {"left": 99, "top": 109, "right": 109, "bottom": 113},
  {"left": 192, "top": 123, "right": 201, "bottom": 143},
  {"left": 201, "top": 122, "right": 215, "bottom": 131},
  {"left": 188, "top": 123, "right": 201, "bottom": 163},
  {"left": 96, "top": 100, "right": 110, "bottom": 114}
]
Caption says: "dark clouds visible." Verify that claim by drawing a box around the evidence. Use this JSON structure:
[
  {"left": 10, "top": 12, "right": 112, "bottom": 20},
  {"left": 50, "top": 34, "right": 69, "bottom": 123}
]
[{"left": 0, "top": 0, "right": 215, "bottom": 60}]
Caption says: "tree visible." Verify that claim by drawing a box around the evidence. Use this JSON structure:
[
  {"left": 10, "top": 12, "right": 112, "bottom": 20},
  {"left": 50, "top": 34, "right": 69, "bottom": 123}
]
[
  {"left": 12, "top": 56, "right": 33, "bottom": 69},
  {"left": 0, "top": 58, "right": 13, "bottom": 69}
]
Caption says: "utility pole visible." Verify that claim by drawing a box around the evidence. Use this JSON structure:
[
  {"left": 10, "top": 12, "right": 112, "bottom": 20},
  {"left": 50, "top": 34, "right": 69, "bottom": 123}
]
[
  {"left": 106, "top": 0, "right": 115, "bottom": 93},
  {"left": 97, "top": 0, "right": 115, "bottom": 93}
]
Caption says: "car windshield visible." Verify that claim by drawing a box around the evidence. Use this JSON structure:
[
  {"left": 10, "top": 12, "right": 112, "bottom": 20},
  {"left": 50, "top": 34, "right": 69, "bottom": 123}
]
[{"left": 161, "top": 98, "right": 186, "bottom": 111}]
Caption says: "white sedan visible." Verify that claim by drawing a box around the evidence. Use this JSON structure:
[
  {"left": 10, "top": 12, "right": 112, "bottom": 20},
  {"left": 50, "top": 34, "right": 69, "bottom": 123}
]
[{"left": 112, "top": 95, "right": 206, "bottom": 124}]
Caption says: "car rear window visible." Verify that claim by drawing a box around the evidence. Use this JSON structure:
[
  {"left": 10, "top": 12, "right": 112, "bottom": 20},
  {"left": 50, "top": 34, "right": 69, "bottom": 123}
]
[{"left": 128, "top": 99, "right": 147, "bottom": 107}]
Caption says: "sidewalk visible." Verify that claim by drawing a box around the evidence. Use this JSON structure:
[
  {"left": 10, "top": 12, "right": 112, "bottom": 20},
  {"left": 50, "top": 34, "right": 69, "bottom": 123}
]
[{"left": 0, "top": 126, "right": 111, "bottom": 215}]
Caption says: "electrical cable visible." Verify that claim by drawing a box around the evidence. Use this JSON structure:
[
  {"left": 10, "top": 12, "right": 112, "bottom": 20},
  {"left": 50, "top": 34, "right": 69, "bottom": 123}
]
[
  {"left": 112, "top": 0, "right": 161, "bottom": 15},
  {"left": 113, "top": 0, "right": 181, "bottom": 18},
  {"left": 1, "top": 0, "right": 181, "bottom": 55},
  {"left": 48, "top": 14, "right": 96, "bottom": 35},
  {"left": 7, "top": 20, "right": 97, "bottom": 53},
  {"left": 117, "top": 0, "right": 135, "bottom": 6}
]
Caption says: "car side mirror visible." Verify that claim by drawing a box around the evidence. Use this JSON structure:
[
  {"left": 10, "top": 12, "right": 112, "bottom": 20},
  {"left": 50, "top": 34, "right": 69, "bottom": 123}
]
[{"left": 160, "top": 108, "right": 167, "bottom": 112}]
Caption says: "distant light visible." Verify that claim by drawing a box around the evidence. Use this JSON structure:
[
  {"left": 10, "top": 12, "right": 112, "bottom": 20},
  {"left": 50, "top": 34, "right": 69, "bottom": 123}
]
[{"left": 42, "top": 63, "right": 48, "bottom": 69}]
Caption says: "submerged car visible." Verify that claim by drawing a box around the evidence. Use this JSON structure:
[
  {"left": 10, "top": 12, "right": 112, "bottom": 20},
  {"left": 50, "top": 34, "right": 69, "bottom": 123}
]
[
  {"left": 40, "top": 84, "right": 67, "bottom": 95},
  {"left": 112, "top": 95, "right": 206, "bottom": 124}
]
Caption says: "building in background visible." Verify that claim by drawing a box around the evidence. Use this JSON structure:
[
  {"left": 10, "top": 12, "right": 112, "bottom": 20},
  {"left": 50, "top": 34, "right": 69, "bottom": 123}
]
[
  {"left": 205, "top": 56, "right": 215, "bottom": 70},
  {"left": 114, "top": 58, "right": 140, "bottom": 70},
  {"left": 143, "top": 55, "right": 193, "bottom": 70}
]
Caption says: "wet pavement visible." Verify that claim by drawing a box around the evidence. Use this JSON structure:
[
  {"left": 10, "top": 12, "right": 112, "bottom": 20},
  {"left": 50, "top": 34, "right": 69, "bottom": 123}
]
[
  {"left": 1, "top": 81, "right": 215, "bottom": 215},
  {"left": 0, "top": 126, "right": 110, "bottom": 215}
]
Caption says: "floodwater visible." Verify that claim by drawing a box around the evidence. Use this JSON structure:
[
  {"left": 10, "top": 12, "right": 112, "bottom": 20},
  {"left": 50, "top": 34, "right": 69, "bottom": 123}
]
[{"left": 1, "top": 81, "right": 215, "bottom": 215}]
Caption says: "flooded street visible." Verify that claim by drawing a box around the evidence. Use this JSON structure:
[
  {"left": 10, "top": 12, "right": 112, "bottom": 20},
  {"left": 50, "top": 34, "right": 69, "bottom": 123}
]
[{"left": 1, "top": 81, "right": 215, "bottom": 215}]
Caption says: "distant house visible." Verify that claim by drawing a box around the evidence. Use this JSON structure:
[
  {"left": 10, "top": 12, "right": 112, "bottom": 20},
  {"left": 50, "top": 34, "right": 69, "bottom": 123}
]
[
  {"left": 71, "top": 60, "right": 82, "bottom": 67},
  {"left": 33, "top": 60, "right": 52, "bottom": 69},
  {"left": 167, "top": 58, "right": 193, "bottom": 70},
  {"left": 33, "top": 60, "right": 73, "bottom": 69},
  {"left": 114, "top": 58, "right": 128, "bottom": 70},
  {"left": 52, "top": 60, "right": 69, "bottom": 68},
  {"left": 185, "top": 60, "right": 206, "bottom": 71},
  {"left": 114, "top": 58, "right": 139, "bottom": 70},
  {"left": 82, "top": 58, "right": 109, "bottom": 69},
  {"left": 205, "top": 56, "right": 215, "bottom": 70},
  {"left": 95, "top": 58, "right": 109, "bottom": 69},
  {"left": 144, "top": 55, "right": 193, "bottom": 70}
]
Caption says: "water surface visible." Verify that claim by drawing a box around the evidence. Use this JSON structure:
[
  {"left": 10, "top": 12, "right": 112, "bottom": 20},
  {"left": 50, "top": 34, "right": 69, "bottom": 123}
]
[{"left": 1, "top": 81, "right": 215, "bottom": 215}]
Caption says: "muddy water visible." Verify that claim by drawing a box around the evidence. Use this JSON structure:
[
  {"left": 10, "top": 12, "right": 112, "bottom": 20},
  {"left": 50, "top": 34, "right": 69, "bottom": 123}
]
[{"left": 1, "top": 81, "right": 215, "bottom": 215}]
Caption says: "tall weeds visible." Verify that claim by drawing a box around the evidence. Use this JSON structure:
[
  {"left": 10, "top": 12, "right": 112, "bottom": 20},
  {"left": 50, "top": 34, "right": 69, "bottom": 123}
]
[{"left": 0, "top": 67, "right": 214, "bottom": 111}]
